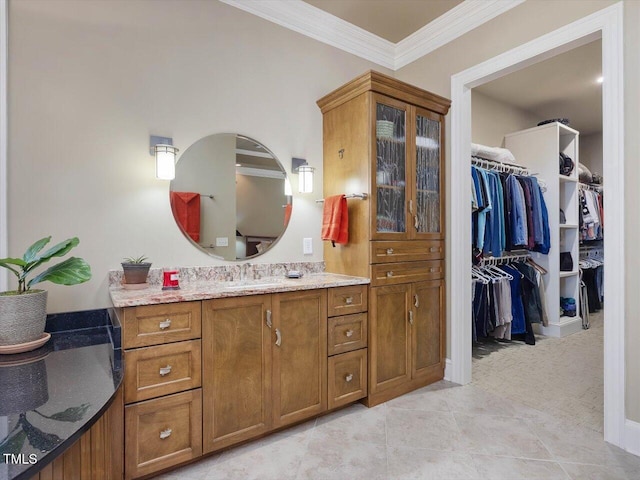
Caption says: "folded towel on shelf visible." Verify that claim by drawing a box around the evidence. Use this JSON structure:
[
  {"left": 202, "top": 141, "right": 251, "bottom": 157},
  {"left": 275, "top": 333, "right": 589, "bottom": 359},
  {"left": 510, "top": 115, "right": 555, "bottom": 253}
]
[
  {"left": 321, "top": 195, "right": 348, "bottom": 246},
  {"left": 471, "top": 143, "right": 517, "bottom": 164},
  {"left": 170, "top": 191, "right": 201, "bottom": 242}
]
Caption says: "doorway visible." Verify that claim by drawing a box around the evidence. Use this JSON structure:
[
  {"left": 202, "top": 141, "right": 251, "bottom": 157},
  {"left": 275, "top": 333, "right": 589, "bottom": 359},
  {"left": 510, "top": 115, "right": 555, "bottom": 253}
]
[{"left": 448, "top": 3, "right": 625, "bottom": 448}]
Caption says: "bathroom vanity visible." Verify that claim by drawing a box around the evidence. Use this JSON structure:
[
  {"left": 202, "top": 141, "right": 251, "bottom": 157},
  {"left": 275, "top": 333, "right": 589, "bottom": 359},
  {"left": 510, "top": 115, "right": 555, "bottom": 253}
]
[{"left": 110, "top": 271, "right": 369, "bottom": 479}]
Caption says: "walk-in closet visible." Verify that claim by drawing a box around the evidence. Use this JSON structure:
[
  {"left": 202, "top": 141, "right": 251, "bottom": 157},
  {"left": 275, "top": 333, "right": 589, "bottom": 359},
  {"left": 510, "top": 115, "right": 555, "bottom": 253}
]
[{"left": 469, "top": 39, "right": 605, "bottom": 433}]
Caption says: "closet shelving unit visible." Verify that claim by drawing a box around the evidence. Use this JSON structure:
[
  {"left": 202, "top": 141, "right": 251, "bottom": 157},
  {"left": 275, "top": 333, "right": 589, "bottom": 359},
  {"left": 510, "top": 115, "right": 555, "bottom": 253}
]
[{"left": 505, "top": 122, "right": 582, "bottom": 337}]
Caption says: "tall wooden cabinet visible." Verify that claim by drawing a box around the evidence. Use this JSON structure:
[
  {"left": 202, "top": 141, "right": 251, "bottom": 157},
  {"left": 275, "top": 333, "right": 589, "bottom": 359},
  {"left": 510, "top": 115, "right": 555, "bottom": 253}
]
[{"left": 317, "top": 71, "right": 450, "bottom": 406}]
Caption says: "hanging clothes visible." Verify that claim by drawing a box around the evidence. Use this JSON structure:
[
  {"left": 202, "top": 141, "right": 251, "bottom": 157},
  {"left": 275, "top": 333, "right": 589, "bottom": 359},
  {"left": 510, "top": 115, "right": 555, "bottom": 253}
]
[
  {"left": 471, "top": 166, "right": 550, "bottom": 256},
  {"left": 579, "top": 186, "right": 604, "bottom": 241}
]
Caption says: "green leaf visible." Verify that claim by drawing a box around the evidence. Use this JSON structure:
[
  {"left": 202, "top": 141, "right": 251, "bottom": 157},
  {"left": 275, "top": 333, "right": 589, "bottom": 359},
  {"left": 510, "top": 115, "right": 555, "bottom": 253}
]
[
  {"left": 27, "top": 257, "right": 91, "bottom": 288},
  {"left": 0, "top": 257, "right": 27, "bottom": 267},
  {"left": 24, "top": 237, "right": 80, "bottom": 274},
  {"left": 0, "top": 430, "right": 27, "bottom": 459},
  {"left": 45, "top": 404, "right": 90, "bottom": 422},
  {"left": 22, "top": 237, "right": 51, "bottom": 263}
]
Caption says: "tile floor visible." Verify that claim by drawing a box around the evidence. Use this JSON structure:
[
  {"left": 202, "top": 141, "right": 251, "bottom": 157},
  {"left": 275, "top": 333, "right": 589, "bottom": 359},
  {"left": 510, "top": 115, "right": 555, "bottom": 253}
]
[{"left": 157, "top": 312, "right": 639, "bottom": 479}]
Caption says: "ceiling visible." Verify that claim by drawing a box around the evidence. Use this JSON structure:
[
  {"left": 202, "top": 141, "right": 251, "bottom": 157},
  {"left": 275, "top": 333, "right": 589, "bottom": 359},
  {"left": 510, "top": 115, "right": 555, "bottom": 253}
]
[
  {"left": 304, "top": 0, "right": 463, "bottom": 43},
  {"left": 475, "top": 39, "right": 602, "bottom": 135},
  {"left": 226, "top": 1, "right": 602, "bottom": 135}
]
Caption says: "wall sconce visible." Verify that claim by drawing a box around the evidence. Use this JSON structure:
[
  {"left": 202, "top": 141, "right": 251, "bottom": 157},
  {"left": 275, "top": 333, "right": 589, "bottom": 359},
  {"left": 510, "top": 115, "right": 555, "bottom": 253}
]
[
  {"left": 292, "top": 157, "right": 314, "bottom": 193},
  {"left": 150, "top": 135, "right": 179, "bottom": 180}
]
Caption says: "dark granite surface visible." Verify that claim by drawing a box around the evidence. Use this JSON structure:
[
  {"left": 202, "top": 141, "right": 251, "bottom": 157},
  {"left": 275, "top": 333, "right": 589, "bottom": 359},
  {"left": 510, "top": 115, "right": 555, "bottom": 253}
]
[{"left": 0, "top": 309, "right": 122, "bottom": 480}]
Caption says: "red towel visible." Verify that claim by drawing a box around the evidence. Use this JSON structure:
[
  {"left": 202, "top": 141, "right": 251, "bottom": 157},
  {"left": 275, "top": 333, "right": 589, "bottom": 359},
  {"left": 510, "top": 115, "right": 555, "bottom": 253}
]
[
  {"left": 170, "top": 192, "right": 201, "bottom": 242},
  {"left": 321, "top": 195, "right": 348, "bottom": 246},
  {"left": 284, "top": 203, "right": 293, "bottom": 226}
]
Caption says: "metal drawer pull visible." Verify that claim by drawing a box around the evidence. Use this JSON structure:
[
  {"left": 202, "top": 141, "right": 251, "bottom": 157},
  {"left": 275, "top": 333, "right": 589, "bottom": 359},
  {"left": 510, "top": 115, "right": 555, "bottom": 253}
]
[
  {"left": 414, "top": 215, "right": 419, "bottom": 229},
  {"left": 345, "top": 329, "right": 354, "bottom": 338},
  {"left": 414, "top": 294, "right": 419, "bottom": 308},
  {"left": 409, "top": 310, "right": 414, "bottom": 325},
  {"left": 338, "top": 148, "right": 345, "bottom": 159},
  {"left": 266, "top": 310, "right": 272, "bottom": 329},
  {"left": 430, "top": 247, "right": 439, "bottom": 253},
  {"left": 386, "top": 271, "right": 394, "bottom": 278},
  {"left": 159, "top": 365, "right": 172, "bottom": 376},
  {"left": 159, "top": 319, "right": 172, "bottom": 330},
  {"left": 275, "top": 328, "right": 282, "bottom": 347},
  {"left": 345, "top": 373, "right": 354, "bottom": 382},
  {"left": 409, "top": 200, "right": 413, "bottom": 214},
  {"left": 159, "top": 428, "right": 172, "bottom": 440},
  {"left": 430, "top": 268, "right": 436, "bottom": 273},
  {"left": 386, "top": 248, "right": 394, "bottom": 255},
  {"left": 345, "top": 296, "right": 353, "bottom": 305}
]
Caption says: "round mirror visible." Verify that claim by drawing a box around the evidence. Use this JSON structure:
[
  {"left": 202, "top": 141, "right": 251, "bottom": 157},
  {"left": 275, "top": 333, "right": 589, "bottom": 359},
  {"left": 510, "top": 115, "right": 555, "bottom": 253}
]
[{"left": 170, "top": 134, "right": 292, "bottom": 260}]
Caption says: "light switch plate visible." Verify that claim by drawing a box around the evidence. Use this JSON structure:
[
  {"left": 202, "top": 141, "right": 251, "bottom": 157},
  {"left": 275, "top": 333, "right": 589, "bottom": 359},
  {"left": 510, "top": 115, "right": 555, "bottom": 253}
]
[
  {"left": 303, "top": 238, "right": 313, "bottom": 255},
  {"left": 216, "top": 237, "right": 229, "bottom": 247}
]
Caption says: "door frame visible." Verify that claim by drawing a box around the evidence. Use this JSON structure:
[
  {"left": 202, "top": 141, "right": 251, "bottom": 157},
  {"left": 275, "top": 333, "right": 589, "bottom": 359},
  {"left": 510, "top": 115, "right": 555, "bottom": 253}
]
[{"left": 448, "top": 3, "right": 625, "bottom": 448}]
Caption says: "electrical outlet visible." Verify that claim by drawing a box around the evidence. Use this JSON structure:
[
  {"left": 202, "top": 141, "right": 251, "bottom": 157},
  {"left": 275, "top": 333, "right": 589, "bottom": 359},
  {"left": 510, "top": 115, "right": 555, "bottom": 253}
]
[
  {"left": 216, "top": 237, "right": 229, "bottom": 247},
  {"left": 303, "top": 238, "right": 313, "bottom": 255}
]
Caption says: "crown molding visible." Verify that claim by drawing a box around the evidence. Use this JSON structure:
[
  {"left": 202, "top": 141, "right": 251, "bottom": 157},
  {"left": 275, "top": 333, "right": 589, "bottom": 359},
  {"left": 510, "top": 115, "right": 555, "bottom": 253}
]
[
  {"left": 394, "top": 0, "right": 526, "bottom": 69},
  {"left": 221, "top": 0, "right": 525, "bottom": 71},
  {"left": 220, "top": 0, "right": 395, "bottom": 69}
]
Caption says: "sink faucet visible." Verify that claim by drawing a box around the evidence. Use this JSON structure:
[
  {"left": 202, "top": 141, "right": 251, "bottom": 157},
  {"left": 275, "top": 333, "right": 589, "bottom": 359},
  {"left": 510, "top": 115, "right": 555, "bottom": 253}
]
[{"left": 240, "top": 263, "right": 252, "bottom": 282}]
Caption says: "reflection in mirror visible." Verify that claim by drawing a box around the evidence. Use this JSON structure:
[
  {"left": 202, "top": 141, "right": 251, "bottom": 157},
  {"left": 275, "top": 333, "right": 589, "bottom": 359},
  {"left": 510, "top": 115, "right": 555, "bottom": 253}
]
[{"left": 170, "top": 134, "right": 292, "bottom": 261}]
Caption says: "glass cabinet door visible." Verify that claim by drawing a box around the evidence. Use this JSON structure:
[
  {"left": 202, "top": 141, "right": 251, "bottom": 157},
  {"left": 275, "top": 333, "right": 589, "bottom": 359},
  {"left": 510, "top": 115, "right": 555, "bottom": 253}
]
[
  {"left": 414, "top": 109, "right": 443, "bottom": 238},
  {"left": 374, "top": 97, "right": 407, "bottom": 238}
]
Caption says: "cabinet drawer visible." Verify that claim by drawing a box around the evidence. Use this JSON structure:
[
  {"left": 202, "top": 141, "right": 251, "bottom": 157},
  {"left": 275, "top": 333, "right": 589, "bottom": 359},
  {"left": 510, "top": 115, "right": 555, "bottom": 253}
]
[
  {"left": 371, "top": 240, "right": 444, "bottom": 263},
  {"left": 124, "top": 340, "right": 202, "bottom": 404},
  {"left": 328, "top": 349, "right": 367, "bottom": 409},
  {"left": 125, "top": 389, "right": 202, "bottom": 480},
  {"left": 328, "top": 313, "right": 367, "bottom": 356},
  {"left": 123, "top": 302, "right": 201, "bottom": 349},
  {"left": 371, "top": 260, "right": 444, "bottom": 286},
  {"left": 328, "top": 285, "right": 368, "bottom": 317}
]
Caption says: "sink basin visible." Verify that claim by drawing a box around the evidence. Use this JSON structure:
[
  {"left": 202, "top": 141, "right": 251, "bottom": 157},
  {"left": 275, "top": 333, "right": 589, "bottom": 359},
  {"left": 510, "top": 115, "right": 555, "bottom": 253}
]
[{"left": 224, "top": 282, "right": 281, "bottom": 290}]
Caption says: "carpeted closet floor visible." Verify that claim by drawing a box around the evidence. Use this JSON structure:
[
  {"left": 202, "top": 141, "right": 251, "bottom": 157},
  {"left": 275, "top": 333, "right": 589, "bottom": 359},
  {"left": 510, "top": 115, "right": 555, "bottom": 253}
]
[{"left": 472, "top": 310, "right": 604, "bottom": 433}]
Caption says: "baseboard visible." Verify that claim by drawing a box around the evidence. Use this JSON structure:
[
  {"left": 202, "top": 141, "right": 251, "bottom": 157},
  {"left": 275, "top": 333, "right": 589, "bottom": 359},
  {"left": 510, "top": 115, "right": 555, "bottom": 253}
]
[
  {"left": 625, "top": 419, "right": 640, "bottom": 456},
  {"left": 444, "top": 358, "right": 452, "bottom": 381}
]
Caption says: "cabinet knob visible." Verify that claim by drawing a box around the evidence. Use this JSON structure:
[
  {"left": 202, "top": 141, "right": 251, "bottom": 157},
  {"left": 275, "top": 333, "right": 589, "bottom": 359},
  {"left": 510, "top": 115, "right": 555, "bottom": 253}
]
[
  {"left": 345, "top": 329, "right": 354, "bottom": 338},
  {"left": 159, "top": 365, "right": 172, "bottom": 377},
  {"left": 429, "top": 247, "right": 439, "bottom": 253},
  {"left": 345, "top": 373, "right": 353, "bottom": 382},
  {"left": 159, "top": 428, "right": 172, "bottom": 440},
  {"left": 386, "top": 271, "right": 394, "bottom": 278},
  {"left": 275, "top": 328, "right": 282, "bottom": 347},
  {"left": 159, "top": 319, "right": 172, "bottom": 330},
  {"left": 430, "top": 268, "right": 436, "bottom": 273},
  {"left": 345, "top": 296, "right": 353, "bottom": 305},
  {"left": 386, "top": 248, "right": 394, "bottom": 255}
]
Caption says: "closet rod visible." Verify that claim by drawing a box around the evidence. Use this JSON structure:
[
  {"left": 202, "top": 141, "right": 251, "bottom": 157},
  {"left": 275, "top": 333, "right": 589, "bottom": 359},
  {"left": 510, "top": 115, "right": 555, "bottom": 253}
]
[
  {"left": 471, "top": 156, "right": 532, "bottom": 175},
  {"left": 480, "top": 252, "right": 531, "bottom": 266},
  {"left": 579, "top": 182, "right": 603, "bottom": 192}
]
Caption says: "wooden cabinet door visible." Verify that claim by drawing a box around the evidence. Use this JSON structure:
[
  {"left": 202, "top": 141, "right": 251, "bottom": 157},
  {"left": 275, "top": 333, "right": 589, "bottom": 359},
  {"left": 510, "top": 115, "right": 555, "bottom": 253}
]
[
  {"left": 410, "top": 107, "right": 445, "bottom": 240},
  {"left": 369, "top": 284, "right": 411, "bottom": 394},
  {"left": 202, "top": 295, "right": 273, "bottom": 453},
  {"left": 272, "top": 290, "right": 327, "bottom": 428},
  {"left": 411, "top": 280, "right": 445, "bottom": 380}
]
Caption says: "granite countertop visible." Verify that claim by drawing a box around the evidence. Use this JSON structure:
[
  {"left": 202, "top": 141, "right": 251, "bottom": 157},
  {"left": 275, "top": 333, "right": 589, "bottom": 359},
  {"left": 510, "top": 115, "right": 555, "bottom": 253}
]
[
  {"left": 110, "top": 272, "right": 370, "bottom": 308},
  {"left": 0, "top": 315, "right": 122, "bottom": 480}
]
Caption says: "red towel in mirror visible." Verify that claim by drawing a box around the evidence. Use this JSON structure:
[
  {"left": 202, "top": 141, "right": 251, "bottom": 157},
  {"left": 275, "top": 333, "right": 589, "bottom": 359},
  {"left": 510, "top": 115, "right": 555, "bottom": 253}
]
[
  {"left": 321, "top": 195, "right": 348, "bottom": 246},
  {"left": 170, "top": 192, "right": 201, "bottom": 242}
]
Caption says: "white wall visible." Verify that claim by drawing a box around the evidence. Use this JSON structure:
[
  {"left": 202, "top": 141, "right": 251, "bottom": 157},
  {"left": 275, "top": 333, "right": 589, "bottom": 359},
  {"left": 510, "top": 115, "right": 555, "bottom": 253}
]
[
  {"left": 580, "top": 132, "right": 603, "bottom": 174},
  {"left": 471, "top": 90, "right": 540, "bottom": 147},
  {"left": 7, "top": 0, "right": 390, "bottom": 312}
]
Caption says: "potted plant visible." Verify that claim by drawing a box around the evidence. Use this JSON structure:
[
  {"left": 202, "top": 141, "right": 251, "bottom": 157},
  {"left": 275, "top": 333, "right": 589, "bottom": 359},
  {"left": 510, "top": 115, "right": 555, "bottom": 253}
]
[
  {"left": 121, "top": 255, "right": 152, "bottom": 285},
  {"left": 0, "top": 236, "right": 91, "bottom": 348}
]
